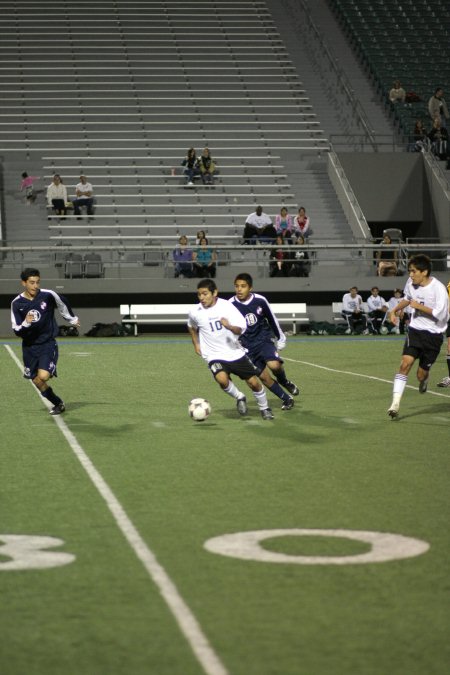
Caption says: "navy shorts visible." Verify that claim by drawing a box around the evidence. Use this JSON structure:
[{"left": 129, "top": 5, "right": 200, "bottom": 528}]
[
  {"left": 208, "top": 355, "right": 259, "bottom": 380},
  {"left": 22, "top": 340, "right": 59, "bottom": 379},
  {"left": 402, "top": 327, "right": 444, "bottom": 371},
  {"left": 246, "top": 342, "right": 283, "bottom": 374}
]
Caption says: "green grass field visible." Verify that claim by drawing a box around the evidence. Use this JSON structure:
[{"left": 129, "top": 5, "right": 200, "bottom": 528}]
[{"left": 1, "top": 335, "right": 450, "bottom": 675}]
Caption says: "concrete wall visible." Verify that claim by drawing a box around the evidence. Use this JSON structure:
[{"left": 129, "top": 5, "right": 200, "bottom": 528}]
[{"left": 338, "top": 153, "right": 425, "bottom": 224}]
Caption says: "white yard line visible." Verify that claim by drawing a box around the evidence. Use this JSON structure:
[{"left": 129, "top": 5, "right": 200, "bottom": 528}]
[
  {"left": 283, "top": 356, "right": 450, "bottom": 398},
  {"left": 4, "top": 345, "right": 228, "bottom": 675}
]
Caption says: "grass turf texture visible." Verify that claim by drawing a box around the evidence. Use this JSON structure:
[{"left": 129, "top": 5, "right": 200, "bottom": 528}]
[{"left": 1, "top": 336, "right": 450, "bottom": 675}]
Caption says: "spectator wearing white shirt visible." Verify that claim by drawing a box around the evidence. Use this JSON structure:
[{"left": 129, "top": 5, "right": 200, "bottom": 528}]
[
  {"left": 342, "top": 286, "right": 369, "bottom": 335},
  {"left": 387, "top": 289, "right": 409, "bottom": 334},
  {"left": 366, "top": 286, "right": 388, "bottom": 334},
  {"left": 46, "top": 174, "right": 68, "bottom": 216},
  {"left": 72, "top": 174, "right": 94, "bottom": 218},
  {"left": 242, "top": 206, "right": 276, "bottom": 244}
]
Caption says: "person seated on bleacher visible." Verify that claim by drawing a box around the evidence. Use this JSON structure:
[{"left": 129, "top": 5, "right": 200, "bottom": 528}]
[
  {"left": 193, "top": 237, "right": 217, "bottom": 278},
  {"left": 269, "top": 235, "right": 290, "bottom": 277},
  {"left": 366, "top": 286, "right": 389, "bottom": 335},
  {"left": 72, "top": 174, "right": 95, "bottom": 218},
  {"left": 181, "top": 147, "right": 199, "bottom": 187},
  {"left": 428, "top": 117, "right": 449, "bottom": 161},
  {"left": 408, "top": 119, "right": 430, "bottom": 153},
  {"left": 274, "top": 206, "right": 294, "bottom": 243},
  {"left": 293, "top": 206, "right": 312, "bottom": 239},
  {"left": 172, "top": 235, "right": 195, "bottom": 278},
  {"left": 342, "top": 286, "right": 369, "bottom": 335},
  {"left": 376, "top": 233, "right": 398, "bottom": 277},
  {"left": 389, "top": 80, "right": 406, "bottom": 105},
  {"left": 197, "top": 147, "right": 216, "bottom": 185},
  {"left": 289, "top": 234, "right": 310, "bottom": 277},
  {"left": 242, "top": 205, "right": 276, "bottom": 244},
  {"left": 46, "top": 174, "right": 68, "bottom": 217}
]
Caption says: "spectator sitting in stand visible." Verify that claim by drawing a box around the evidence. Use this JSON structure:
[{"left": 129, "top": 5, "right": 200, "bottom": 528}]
[
  {"left": 172, "top": 235, "right": 195, "bottom": 278},
  {"left": 181, "top": 147, "right": 199, "bottom": 187},
  {"left": 193, "top": 237, "right": 217, "bottom": 278},
  {"left": 428, "top": 87, "right": 449, "bottom": 128},
  {"left": 197, "top": 147, "right": 216, "bottom": 185},
  {"left": 408, "top": 119, "right": 430, "bottom": 152},
  {"left": 46, "top": 174, "right": 68, "bottom": 217},
  {"left": 342, "top": 286, "right": 369, "bottom": 335},
  {"left": 376, "top": 234, "right": 398, "bottom": 277},
  {"left": 195, "top": 230, "right": 206, "bottom": 245},
  {"left": 274, "top": 206, "right": 294, "bottom": 243},
  {"left": 242, "top": 205, "right": 276, "bottom": 244},
  {"left": 389, "top": 80, "right": 406, "bottom": 105},
  {"left": 72, "top": 174, "right": 94, "bottom": 218},
  {"left": 20, "top": 172, "right": 40, "bottom": 203},
  {"left": 366, "top": 286, "right": 389, "bottom": 334},
  {"left": 269, "top": 235, "right": 290, "bottom": 277},
  {"left": 289, "top": 234, "right": 310, "bottom": 277},
  {"left": 428, "top": 117, "right": 449, "bottom": 160},
  {"left": 293, "top": 206, "right": 311, "bottom": 239}
]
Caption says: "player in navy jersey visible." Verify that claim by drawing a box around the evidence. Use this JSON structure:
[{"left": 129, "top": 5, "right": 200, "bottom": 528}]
[
  {"left": 388, "top": 255, "right": 448, "bottom": 419},
  {"left": 11, "top": 268, "right": 80, "bottom": 415},
  {"left": 230, "top": 273, "right": 299, "bottom": 410}
]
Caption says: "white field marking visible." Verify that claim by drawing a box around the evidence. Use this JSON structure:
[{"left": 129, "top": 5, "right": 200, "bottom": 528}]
[
  {"left": 0, "top": 535, "right": 75, "bottom": 571},
  {"left": 283, "top": 357, "right": 450, "bottom": 399},
  {"left": 341, "top": 418, "right": 359, "bottom": 425},
  {"left": 69, "top": 352, "right": 92, "bottom": 356},
  {"left": 4, "top": 345, "right": 228, "bottom": 675},
  {"left": 432, "top": 416, "right": 450, "bottom": 423},
  {"left": 152, "top": 421, "right": 167, "bottom": 428},
  {"left": 204, "top": 529, "right": 430, "bottom": 565}
]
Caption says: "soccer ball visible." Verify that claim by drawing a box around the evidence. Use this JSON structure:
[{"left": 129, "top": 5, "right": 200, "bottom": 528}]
[
  {"left": 380, "top": 325, "right": 389, "bottom": 335},
  {"left": 189, "top": 398, "right": 211, "bottom": 422}
]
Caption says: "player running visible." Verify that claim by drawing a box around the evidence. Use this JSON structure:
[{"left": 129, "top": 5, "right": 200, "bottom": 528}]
[
  {"left": 11, "top": 268, "right": 80, "bottom": 415},
  {"left": 187, "top": 278, "right": 274, "bottom": 420},
  {"left": 230, "top": 273, "right": 299, "bottom": 410},
  {"left": 388, "top": 255, "right": 448, "bottom": 419},
  {"left": 436, "top": 280, "right": 450, "bottom": 388}
]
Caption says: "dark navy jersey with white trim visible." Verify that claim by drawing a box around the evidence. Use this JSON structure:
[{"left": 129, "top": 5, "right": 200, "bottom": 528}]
[
  {"left": 230, "top": 293, "right": 284, "bottom": 349},
  {"left": 11, "top": 289, "right": 78, "bottom": 346}
]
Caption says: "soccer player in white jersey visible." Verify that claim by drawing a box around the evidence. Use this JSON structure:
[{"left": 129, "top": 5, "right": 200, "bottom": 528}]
[
  {"left": 436, "top": 280, "right": 450, "bottom": 388},
  {"left": 388, "top": 255, "right": 449, "bottom": 418},
  {"left": 187, "top": 278, "right": 274, "bottom": 420}
]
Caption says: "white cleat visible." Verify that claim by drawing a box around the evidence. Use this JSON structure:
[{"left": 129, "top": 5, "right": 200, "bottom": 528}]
[{"left": 437, "top": 376, "right": 450, "bottom": 388}]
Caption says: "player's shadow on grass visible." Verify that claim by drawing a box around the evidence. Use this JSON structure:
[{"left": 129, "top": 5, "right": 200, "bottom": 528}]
[{"left": 399, "top": 401, "right": 450, "bottom": 422}]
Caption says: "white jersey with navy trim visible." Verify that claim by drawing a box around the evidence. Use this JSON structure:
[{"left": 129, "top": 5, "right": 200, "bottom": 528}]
[
  {"left": 403, "top": 277, "right": 448, "bottom": 333},
  {"left": 187, "top": 297, "right": 247, "bottom": 362},
  {"left": 342, "top": 293, "right": 363, "bottom": 313},
  {"left": 366, "top": 294, "right": 387, "bottom": 312}
]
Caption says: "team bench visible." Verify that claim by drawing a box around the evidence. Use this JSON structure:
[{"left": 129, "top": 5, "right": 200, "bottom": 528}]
[{"left": 120, "top": 303, "right": 309, "bottom": 336}]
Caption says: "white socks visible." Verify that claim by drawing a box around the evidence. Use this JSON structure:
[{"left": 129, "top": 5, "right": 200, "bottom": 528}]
[
  {"left": 224, "top": 381, "right": 245, "bottom": 400},
  {"left": 253, "top": 386, "right": 269, "bottom": 410}
]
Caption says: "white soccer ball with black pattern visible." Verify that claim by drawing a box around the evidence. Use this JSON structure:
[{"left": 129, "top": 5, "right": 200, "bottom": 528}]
[{"left": 189, "top": 398, "right": 211, "bottom": 422}]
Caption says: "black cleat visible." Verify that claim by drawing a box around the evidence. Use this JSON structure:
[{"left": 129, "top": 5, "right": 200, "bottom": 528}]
[
  {"left": 50, "top": 402, "right": 65, "bottom": 415},
  {"left": 236, "top": 396, "right": 248, "bottom": 415},
  {"left": 388, "top": 404, "right": 399, "bottom": 419},
  {"left": 281, "top": 397, "right": 294, "bottom": 410},
  {"left": 284, "top": 380, "right": 300, "bottom": 396},
  {"left": 419, "top": 378, "right": 429, "bottom": 394},
  {"left": 261, "top": 407, "right": 274, "bottom": 420}
]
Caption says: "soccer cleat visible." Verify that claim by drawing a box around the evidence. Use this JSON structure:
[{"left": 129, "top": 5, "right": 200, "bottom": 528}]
[
  {"left": 437, "top": 376, "right": 450, "bottom": 388},
  {"left": 362, "top": 329, "right": 370, "bottom": 335},
  {"left": 260, "top": 407, "right": 274, "bottom": 420},
  {"left": 236, "top": 396, "right": 248, "bottom": 416},
  {"left": 419, "top": 377, "right": 429, "bottom": 394},
  {"left": 388, "top": 403, "right": 399, "bottom": 419},
  {"left": 345, "top": 328, "right": 352, "bottom": 335},
  {"left": 281, "top": 397, "right": 294, "bottom": 410},
  {"left": 50, "top": 402, "right": 65, "bottom": 415},
  {"left": 284, "top": 380, "right": 300, "bottom": 396}
]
